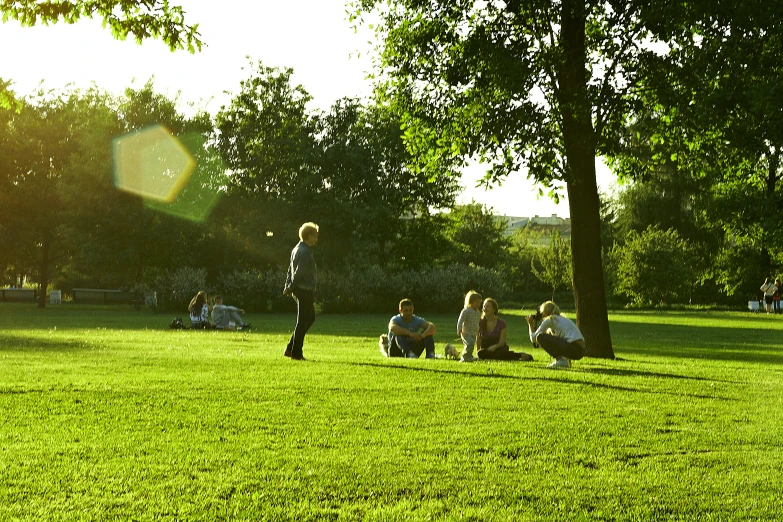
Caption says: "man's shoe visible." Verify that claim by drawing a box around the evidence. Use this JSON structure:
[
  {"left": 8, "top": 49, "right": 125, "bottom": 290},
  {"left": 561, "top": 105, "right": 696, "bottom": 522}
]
[
  {"left": 460, "top": 354, "right": 477, "bottom": 363},
  {"left": 291, "top": 355, "right": 305, "bottom": 361},
  {"left": 547, "top": 358, "right": 570, "bottom": 369},
  {"left": 284, "top": 349, "right": 292, "bottom": 357},
  {"left": 239, "top": 323, "right": 252, "bottom": 331}
]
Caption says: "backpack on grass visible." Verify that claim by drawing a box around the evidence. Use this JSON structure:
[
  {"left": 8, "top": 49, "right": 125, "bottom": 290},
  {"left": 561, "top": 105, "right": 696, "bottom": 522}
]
[{"left": 169, "top": 317, "right": 186, "bottom": 329}]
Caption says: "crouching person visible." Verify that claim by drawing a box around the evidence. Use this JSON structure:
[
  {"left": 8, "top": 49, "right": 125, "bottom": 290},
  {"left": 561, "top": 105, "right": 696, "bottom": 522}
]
[
  {"left": 384, "top": 298, "right": 437, "bottom": 359},
  {"left": 527, "top": 301, "right": 585, "bottom": 369}
]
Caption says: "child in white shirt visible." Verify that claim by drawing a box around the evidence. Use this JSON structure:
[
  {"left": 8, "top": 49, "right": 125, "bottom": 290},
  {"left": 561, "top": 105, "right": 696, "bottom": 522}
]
[{"left": 456, "top": 291, "right": 482, "bottom": 362}]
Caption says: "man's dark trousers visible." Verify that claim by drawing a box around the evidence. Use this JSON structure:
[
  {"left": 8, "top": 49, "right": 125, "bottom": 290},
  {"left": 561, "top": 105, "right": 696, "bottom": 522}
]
[{"left": 287, "top": 288, "right": 315, "bottom": 358}]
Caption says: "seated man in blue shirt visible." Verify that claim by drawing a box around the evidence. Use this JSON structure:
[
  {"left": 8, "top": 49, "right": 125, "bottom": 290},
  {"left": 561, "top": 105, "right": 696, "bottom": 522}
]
[{"left": 386, "top": 298, "right": 437, "bottom": 358}]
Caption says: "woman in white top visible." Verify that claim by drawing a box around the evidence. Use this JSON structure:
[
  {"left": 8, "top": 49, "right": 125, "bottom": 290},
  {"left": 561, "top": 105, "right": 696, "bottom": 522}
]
[
  {"left": 760, "top": 277, "right": 778, "bottom": 314},
  {"left": 526, "top": 301, "right": 585, "bottom": 369},
  {"left": 188, "top": 290, "right": 212, "bottom": 328}
]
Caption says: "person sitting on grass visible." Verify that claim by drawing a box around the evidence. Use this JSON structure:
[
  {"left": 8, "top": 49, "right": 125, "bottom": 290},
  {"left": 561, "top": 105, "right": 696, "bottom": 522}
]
[
  {"left": 188, "top": 290, "right": 214, "bottom": 329},
  {"left": 476, "top": 298, "right": 533, "bottom": 361},
  {"left": 526, "top": 301, "right": 585, "bottom": 369},
  {"left": 383, "top": 298, "right": 437, "bottom": 359},
  {"left": 211, "top": 295, "right": 251, "bottom": 331}
]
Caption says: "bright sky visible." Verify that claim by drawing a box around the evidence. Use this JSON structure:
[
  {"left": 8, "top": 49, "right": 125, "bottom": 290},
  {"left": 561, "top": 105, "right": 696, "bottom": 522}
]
[{"left": 0, "top": 0, "right": 616, "bottom": 217}]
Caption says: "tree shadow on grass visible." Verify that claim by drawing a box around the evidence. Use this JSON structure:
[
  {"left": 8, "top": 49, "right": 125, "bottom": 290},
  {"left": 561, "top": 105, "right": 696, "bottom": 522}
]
[
  {"left": 343, "top": 361, "right": 519, "bottom": 379},
  {"left": 343, "top": 362, "right": 737, "bottom": 401},
  {"left": 612, "top": 321, "right": 783, "bottom": 365},
  {"left": 580, "top": 367, "right": 743, "bottom": 384},
  {"left": 525, "top": 373, "right": 737, "bottom": 401},
  {"left": 0, "top": 334, "right": 85, "bottom": 352}
]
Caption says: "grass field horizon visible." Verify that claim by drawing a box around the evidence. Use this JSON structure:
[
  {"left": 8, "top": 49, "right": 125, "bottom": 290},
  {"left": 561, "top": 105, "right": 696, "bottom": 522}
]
[{"left": 1, "top": 303, "right": 781, "bottom": 521}]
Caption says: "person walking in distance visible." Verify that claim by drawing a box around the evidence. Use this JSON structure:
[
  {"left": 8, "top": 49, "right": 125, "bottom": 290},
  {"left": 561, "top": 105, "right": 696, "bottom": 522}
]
[
  {"left": 760, "top": 277, "right": 778, "bottom": 315},
  {"left": 283, "top": 222, "right": 319, "bottom": 361}
]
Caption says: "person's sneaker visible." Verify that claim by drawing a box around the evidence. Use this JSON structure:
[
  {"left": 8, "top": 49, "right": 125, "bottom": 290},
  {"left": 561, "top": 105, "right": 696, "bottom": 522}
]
[
  {"left": 238, "top": 323, "right": 252, "bottom": 331},
  {"left": 547, "top": 358, "right": 570, "bottom": 369},
  {"left": 425, "top": 352, "right": 436, "bottom": 359},
  {"left": 444, "top": 344, "right": 459, "bottom": 359},
  {"left": 460, "top": 354, "right": 477, "bottom": 363}
]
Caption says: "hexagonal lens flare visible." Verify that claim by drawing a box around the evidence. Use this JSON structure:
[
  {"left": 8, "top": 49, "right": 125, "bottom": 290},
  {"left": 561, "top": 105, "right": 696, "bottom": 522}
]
[{"left": 112, "top": 124, "right": 196, "bottom": 203}]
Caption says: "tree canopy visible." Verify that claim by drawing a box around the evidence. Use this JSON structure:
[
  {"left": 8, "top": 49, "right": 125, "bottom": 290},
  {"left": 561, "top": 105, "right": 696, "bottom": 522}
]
[
  {"left": 0, "top": 0, "right": 202, "bottom": 50},
  {"left": 0, "top": 0, "right": 202, "bottom": 107},
  {"left": 352, "top": 0, "right": 783, "bottom": 357}
]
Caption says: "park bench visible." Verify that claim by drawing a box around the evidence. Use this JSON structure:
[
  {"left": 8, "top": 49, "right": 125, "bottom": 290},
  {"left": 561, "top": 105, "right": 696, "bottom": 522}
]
[
  {"left": 72, "top": 288, "right": 136, "bottom": 304},
  {"left": 0, "top": 288, "right": 37, "bottom": 302}
]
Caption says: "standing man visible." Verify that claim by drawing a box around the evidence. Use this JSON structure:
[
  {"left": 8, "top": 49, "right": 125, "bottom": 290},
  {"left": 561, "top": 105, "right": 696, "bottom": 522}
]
[
  {"left": 283, "top": 222, "right": 319, "bottom": 360},
  {"left": 385, "top": 298, "right": 437, "bottom": 358}
]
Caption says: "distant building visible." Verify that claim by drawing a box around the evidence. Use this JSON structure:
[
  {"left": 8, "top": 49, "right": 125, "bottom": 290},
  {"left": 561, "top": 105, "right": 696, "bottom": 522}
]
[{"left": 497, "top": 214, "right": 571, "bottom": 244}]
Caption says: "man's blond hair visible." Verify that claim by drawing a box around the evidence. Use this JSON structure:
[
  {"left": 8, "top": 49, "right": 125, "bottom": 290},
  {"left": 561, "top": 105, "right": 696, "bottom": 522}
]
[{"left": 299, "top": 222, "right": 319, "bottom": 241}]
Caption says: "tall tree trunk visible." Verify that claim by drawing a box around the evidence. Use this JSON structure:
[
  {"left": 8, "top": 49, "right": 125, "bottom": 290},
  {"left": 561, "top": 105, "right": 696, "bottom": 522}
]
[
  {"left": 558, "top": 0, "right": 614, "bottom": 358},
  {"left": 760, "top": 149, "right": 780, "bottom": 275},
  {"left": 37, "top": 233, "right": 50, "bottom": 309}
]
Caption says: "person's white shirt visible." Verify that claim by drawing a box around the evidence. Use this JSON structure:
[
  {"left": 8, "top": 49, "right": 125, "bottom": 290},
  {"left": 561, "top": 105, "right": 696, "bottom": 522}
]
[{"left": 530, "top": 315, "right": 584, "bottom": 344}]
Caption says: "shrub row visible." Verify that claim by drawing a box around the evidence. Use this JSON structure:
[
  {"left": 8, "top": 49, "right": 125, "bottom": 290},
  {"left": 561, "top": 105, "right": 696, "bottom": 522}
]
[{"left": 147, "top": 265, "right": 513, "bottom": 314}]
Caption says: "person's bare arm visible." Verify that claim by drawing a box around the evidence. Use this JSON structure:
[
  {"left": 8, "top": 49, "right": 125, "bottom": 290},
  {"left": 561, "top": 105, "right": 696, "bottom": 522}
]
[
  {"left": 420, "top": 321, "right": 436, "bottom": 338},
  {"left": 389, "top": 320, "right": 416, "bottom": 339}
]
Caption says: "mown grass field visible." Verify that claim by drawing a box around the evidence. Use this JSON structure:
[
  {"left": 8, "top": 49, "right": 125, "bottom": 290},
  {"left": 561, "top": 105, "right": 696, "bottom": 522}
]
[{"left": 1, "top": 303, "right": 781, "bottom": 521}]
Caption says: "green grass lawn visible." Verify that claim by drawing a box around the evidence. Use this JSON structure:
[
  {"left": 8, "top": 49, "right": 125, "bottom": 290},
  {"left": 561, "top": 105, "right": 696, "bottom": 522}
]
[{"left": 1, "top": 303, "right": 781, "bottom": 521}]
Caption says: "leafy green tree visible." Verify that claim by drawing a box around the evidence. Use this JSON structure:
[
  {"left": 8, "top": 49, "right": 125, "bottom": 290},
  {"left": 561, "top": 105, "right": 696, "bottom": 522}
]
[
  {"left": 216, "top": 65, "right": 462, "bottom": 270},
  {"left": 69, "top": 82, "right": 217, "bottom": 288},
  {"left": 443, "top": 203, "right": 509, "bottom": 269},
  {"left": 318, "top": 98, "right": 460, "bottom": 265},
  {"left": 215, "top": 62, "right": 321, "bottom": 200},
  {"left": 353, "top": 0, "right": 783, "bottom": 357},
  {"left": 611, "top": 3, "right": 783, "bottom": 288},
  {"left": 352, "top": 0, "right": 667, "bottom": 357},
  {"left": 702, "top": 234, "right": 777, "bottom": 303},
  {"left": 531, "top": 230, "right": 572, "bottom": 301},
  {"left": 389, "top": 213, "right": 453, "bottom": 270},
  {"left": 614, "top": 227, "right": 695, "bottom": 305},
  {"left": 507, "top": 227, "right": 546, "bottom": 293},
  {"left": 0, "top": 0, "right": 202, "bottom": 49},
  {"left": 0, "top": 90, "right": 104, "bottom": 306},
  {"left": 0, "top": 0, "right": 202, "bottom": 108}
]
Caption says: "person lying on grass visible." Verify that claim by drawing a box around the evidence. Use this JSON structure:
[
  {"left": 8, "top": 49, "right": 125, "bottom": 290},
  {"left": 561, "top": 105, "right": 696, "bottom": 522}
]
[{"left": 526, "top": 301, "right": 585, "bottom": 369}]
